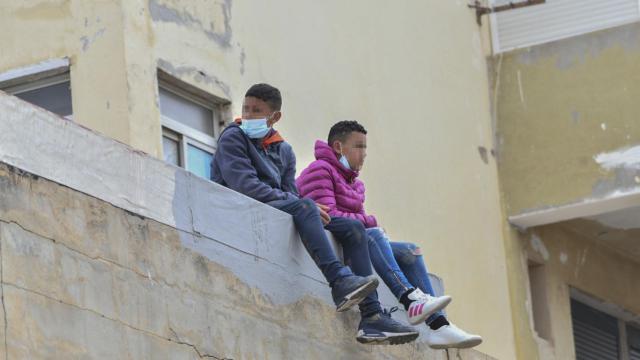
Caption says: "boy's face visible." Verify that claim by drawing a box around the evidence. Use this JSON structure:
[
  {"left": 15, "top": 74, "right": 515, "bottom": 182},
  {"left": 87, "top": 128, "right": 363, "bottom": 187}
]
[
  {"left": 242, "top": 96, "right": 281, "bottom": 127},
  {"left": 333, "top": 132, "right": 367, "bottom": 172}
]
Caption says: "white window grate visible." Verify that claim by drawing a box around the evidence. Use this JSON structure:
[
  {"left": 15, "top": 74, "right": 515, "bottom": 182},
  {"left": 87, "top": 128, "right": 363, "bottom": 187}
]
[{"left": 490, "top": 0, "right": 640, "bottom": 53}]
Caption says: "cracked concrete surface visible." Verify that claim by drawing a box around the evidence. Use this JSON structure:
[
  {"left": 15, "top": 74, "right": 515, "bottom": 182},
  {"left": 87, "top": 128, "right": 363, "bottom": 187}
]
[
  {"left": 0, "top": 162, "right": 497, "bottom": 359},
  {"left": 0, "top": 95, "right": 493, "bottom": 359}
]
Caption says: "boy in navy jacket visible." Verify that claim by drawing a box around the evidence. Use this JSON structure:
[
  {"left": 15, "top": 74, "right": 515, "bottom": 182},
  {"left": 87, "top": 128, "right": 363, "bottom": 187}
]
[{"left": 211, "top": 84, "right": 417, "bottom": 344}]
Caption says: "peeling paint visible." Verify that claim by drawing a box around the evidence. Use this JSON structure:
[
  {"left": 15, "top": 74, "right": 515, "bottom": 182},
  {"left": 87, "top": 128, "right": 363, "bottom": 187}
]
[
  {"left": 478, "top": 146, "right": 489, "bottom": 164},
  {"left": 516, "top": 21, "right": 640, "bottom": 70},
  {"left": 594, "top": 145, "right": 640, "bottom": 170},
  {"left": 592, "top": 167, "right": 640, "bottom": 198},
  {"left": 516, "top": 70, "right": 525, "bottom": 107},
  {"left": 80, "top": 28, "right": 106, "bottom": 52},
  {"left": 559, "top": 252, "right": 568, "bottom": 264},
  {"left": 530, "top": 234, "right": 549, "bottom": 261},
  {"left": 148, "top": 0, "right": 233, "bottom": 49},
  {"left": 239, "top": 47, "right": 246, "bottom": 75},
  {"left": 157, "top": 59, "right": 231, "bottom": 99},
  {"left": 574, "top": 248, "right": 589, "bottom": 279},
  {"left": 592, "top": 145, "right": 640, "bottom": 198},
  {"left": 571, "top": 111, "right": 580, "bottom": 124}
]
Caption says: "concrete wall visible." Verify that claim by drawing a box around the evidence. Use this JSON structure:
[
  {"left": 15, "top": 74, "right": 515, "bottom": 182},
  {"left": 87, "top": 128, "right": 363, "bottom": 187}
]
[
  {"left": 0, "top": 90, "right": 500, "bottom": 358},
  {"left": 0, "top": 1, "right": 512, "bottom": 358}
]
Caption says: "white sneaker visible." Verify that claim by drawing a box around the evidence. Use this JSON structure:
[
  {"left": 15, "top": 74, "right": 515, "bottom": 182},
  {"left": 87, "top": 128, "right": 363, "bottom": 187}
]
[
  {"left": 406, "top": 289, "right": 452, "bottom": 325},
  {"left": 425, "top": 323, "right": 483, "bottom": 349}
]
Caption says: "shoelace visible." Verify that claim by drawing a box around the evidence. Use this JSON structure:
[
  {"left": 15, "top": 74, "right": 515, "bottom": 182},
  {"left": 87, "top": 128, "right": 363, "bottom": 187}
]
[
  {"left": 381, "top": 306, "right": 399, "bottom": 318},
  {"left": 415, "top": 291, "right": 434, "bottom": 302}
]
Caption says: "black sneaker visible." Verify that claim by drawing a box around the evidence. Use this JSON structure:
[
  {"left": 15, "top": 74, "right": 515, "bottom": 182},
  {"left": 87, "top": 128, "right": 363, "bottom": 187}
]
[
  {"left": 356, "top": 307, "right": 419, "bottom": 345},
  {"left": 331, "top": 275, "right": 379, "bottom": 312}
]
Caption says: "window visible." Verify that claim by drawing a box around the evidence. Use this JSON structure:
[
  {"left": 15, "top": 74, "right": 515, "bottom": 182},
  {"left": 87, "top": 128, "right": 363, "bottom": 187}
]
[
  {"left": 571, "top": 291, "right": 640, "bottom": 360},
  {"left": 490, "top": 0, "right": 640, "bottom": 53},
  {"left": 157, "top": 71, "right": 229, "bottom": 179},
  {"left": 0, "top": 58, "right": 72, "bottom": 118}
]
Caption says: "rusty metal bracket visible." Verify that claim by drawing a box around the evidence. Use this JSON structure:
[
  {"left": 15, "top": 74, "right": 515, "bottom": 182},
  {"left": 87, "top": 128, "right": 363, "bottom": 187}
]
[{"left": 468, "top": 0, "right": 545, "bottom": 25}]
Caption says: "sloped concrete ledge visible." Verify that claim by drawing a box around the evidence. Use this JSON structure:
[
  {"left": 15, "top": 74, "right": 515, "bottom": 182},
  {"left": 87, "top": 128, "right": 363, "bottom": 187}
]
[
  {"left": 508, "top": 189, "right": 640, "bottom": 230},
  {"left": 0, "top": 93, "right": 494, "bottom": 359}
]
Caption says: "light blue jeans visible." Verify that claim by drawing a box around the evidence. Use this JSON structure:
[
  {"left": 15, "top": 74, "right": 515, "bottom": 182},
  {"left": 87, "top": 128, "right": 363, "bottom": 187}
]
[{"left": 366, "top": 227, "right": 445, "bottom": 324}]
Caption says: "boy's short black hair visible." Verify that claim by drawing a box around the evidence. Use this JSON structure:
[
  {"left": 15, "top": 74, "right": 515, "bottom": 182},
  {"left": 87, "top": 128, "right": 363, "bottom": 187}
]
[
  {"left": 245, "top": 83, "right": 282, "bottom": 111},
  {"left": 328, "top": 120, "right": 367, "bottom": 144}
]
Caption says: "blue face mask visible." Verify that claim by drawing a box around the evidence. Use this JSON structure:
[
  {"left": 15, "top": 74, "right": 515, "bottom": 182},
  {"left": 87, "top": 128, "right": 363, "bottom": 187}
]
[
  {"left": 240, "top": 118, "right": 270, "bottom": 138},
  {"left": 339, "top": 154, "right": 352, "bottom": 170}
]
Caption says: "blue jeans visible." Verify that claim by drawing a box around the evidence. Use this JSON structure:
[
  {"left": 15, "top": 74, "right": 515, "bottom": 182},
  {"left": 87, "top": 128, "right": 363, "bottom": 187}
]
[
  {"left": 269, "top": 198, "right": 382, "bottom": 317},
  {"left": 366, "top": 227, "right": 445, "bottom": 324}
]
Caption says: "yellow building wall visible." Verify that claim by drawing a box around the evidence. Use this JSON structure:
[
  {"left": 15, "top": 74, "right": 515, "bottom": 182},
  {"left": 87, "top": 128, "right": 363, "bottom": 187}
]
[
  {"left": 0, "top": 0, "right": 162, "bottom": 157},
  {"left": 1, "top": 1, "right": 515, "bottom": 358},
  {"left": 492, "top": 22, "right": 640, "bottom": 216},
  {"left": 492, "top": 21, "right": 640, "bottom": 360}
]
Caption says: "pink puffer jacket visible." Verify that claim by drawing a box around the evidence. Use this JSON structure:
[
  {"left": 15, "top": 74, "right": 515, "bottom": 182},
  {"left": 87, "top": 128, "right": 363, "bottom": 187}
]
[{"left": 296, "top": 140, "right": 377, "bottom": 228}]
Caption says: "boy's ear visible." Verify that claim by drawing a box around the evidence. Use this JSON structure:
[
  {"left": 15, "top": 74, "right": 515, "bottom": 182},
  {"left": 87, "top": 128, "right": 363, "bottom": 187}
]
[
  {"left": 267, "top": 111, "right": 282, "bottom": 127},
  {"left": 331, "top": 140, "right": 342, "bottom": 154}
]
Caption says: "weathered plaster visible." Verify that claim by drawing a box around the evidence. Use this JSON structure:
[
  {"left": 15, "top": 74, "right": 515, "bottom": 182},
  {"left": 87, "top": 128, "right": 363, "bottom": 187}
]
[
  {"left": 524, "top": 223, "right": 640, "bottom": 359},
  {"left": 595, "top": 144, "right": 640, "bottom": 170},
  {"left": 495, "top": 20, "right": 640, "bottom": 216},
  {"left": 158, "top": 58, "right": 231, "bottom": 99},
  {"left": 149, "top": 0, "right": 232, "bottom": 48},
  {"left": 79, "top": 28, "right": 106, "bottom": 52}
]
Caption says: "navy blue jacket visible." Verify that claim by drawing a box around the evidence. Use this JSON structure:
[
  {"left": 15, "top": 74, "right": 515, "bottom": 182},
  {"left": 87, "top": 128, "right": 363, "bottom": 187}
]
[{"left": 210, "top": 124, "right": 299, "bottom": 203}]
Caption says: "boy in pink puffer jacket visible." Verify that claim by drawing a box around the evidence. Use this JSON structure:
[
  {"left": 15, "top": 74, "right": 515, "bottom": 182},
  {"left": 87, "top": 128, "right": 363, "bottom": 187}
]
[{"left": 296, "top": 121, "right": 482, "bottom": 350}]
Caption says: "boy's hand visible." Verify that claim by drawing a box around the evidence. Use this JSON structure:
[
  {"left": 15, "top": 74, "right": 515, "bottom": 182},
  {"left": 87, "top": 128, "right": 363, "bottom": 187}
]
[{"left": 316, "top": 203, "right": 331, "bottom": 225}]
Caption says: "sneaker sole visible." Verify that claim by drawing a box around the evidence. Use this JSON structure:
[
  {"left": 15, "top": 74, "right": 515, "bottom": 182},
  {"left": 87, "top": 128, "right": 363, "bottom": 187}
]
[
  {"left": 408, "top": 296, "right": 452, "bottom": 325},
  {"left": 357, "top": 331, "right": 419, "bottom": 345},
  {"left": 335, "top": 278, "right": 379, "bottom": 312},
  {"left": 429, "top": 337, "right": 483, "bottom": 349}
]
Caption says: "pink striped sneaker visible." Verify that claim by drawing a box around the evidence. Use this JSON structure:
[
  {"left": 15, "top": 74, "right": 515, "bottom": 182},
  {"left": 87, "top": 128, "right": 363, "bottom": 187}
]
[{"left": 406, "top": 289, "right": 452, "bottom": 325}]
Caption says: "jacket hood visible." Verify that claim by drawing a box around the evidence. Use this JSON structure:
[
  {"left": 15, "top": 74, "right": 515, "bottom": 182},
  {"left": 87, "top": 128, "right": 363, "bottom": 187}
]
[{"left": 313, "top": 140, "right": 359, "bottom": 182}]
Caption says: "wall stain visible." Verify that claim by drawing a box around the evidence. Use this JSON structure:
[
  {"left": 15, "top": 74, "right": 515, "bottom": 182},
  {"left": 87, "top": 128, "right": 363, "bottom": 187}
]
[
  {"left": 148, "top": 0, "right": 233, "bottom": 49},
  {"left": 478, "top": 146, "right": 489, "bottom": 164},
  {"left": 516, "top": 21, "right": 640, "bottom": 70},
  {"left": 80, "top": 28, "right": 106, "bottom": 52},
  {"left": 158, "top": 58, "right": 231, "bottom": 99}
]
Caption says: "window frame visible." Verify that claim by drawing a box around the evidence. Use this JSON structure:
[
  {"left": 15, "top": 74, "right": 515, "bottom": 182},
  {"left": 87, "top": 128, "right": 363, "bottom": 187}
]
[
  {"left": 2, "top": 73, "right": 70, "bottom": 95},
  {"left": 161, "top": 127, "right": 184, "bottom": 167},
  {"left": 0, "top": 58, "right": 72, "bottom": 118},
  {"left": 161, "top": 124, "right": 216, "bottom": 170},
  {"left": 157, "top": 70, "right": 230, "bottom": 177}
]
